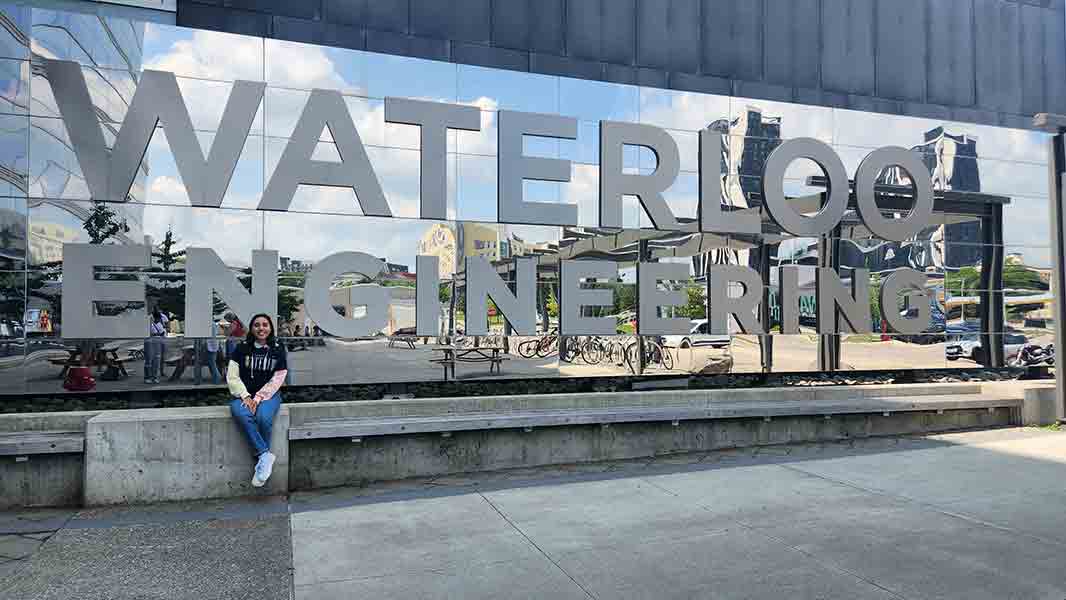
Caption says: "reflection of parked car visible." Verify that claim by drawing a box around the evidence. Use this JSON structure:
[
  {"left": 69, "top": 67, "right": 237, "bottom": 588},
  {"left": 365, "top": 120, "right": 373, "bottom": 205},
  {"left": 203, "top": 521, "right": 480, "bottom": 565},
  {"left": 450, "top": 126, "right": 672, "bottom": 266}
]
[
  {"left": 945, "top": 333, "right": 1027, "bottom": 363},
  {"left": 662, "top": 319, "right": 731, "bottom": 349}
]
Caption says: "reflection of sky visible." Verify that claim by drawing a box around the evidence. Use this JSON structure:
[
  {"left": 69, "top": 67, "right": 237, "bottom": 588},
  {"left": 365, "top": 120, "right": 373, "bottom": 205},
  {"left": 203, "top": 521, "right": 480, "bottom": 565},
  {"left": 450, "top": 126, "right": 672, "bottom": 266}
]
[{"left": 20, "top": 9, "right": 1056, "bottom": 272}]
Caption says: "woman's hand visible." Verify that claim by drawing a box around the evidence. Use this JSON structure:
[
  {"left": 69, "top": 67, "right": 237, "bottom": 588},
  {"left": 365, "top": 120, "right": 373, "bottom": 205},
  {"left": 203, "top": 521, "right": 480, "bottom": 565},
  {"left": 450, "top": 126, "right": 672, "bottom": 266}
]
[{"left": 241, "top": 394, "right": 256, "bottom": 415}]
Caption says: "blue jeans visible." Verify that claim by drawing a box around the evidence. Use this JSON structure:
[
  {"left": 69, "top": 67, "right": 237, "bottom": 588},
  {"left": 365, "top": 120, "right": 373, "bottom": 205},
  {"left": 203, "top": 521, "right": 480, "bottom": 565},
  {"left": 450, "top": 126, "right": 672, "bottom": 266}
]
[
  {"left": 198, "top": 348, "right": 221, "bottom": 384},
  {"left": 229, "top": 391, "right": 282, "bottom": 457},
  {"left": 143, "top": 337, "right": 164, "bottom": 381}
]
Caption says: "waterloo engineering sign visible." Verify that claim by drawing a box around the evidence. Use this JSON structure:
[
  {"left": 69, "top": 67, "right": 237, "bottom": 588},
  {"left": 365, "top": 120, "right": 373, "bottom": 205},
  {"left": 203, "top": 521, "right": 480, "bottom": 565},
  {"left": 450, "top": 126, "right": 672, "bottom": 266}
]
[{"left": 46, "top": 58, "right": 935, "bottom": 341}]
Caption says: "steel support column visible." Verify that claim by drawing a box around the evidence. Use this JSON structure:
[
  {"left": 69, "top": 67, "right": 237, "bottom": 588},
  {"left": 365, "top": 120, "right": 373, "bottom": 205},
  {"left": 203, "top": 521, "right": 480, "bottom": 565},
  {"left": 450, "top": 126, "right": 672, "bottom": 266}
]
[{"left": 1035, "top": 113, "right": 1066, "bottom": 421}]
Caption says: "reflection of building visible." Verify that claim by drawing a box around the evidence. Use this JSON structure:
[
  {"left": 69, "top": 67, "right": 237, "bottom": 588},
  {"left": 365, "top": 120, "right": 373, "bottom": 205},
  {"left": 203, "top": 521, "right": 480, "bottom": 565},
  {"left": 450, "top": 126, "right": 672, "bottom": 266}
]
[
  {"left": 279, "top": 256, "right": 313, "bottom": 273},
  {"left": 30, "top": 11, "right": 146, "bottom": 250},
  {"left": 418, "top": 223, "right": 535, "bottom": 279},
  {"left": 28, "top": 220, "right": 78, "bottom": 264}
]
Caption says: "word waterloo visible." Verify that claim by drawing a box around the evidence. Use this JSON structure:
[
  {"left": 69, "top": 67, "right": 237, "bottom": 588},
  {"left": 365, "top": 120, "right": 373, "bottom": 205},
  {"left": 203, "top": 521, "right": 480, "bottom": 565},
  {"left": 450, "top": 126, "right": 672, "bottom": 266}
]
[{"left": 46, "top": 59, "right": 933, "bottom": 340}]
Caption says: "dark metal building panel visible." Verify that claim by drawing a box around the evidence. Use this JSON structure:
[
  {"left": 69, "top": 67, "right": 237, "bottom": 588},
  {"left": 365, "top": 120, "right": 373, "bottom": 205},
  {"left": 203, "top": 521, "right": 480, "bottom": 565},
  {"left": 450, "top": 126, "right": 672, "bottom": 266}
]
[
  {"left": 452, "top": 41, "right": 528, "bottom": 71},
  {"left": 492, "top": 0, "right": 565, "bottom": 54},
  {"left": 230, "top": 0, "right": 319, "bottom": 21},
  {"left": 637, "top": 0, "right": 700, "bottom": 73},
  {"left": 820, "top": 0, "right": 876, "bottom": 96},
  {"left": 322, "top": 0, "right": 365, "bottom": 28},
  {"left": 1044, "top": 5, "right": 1066, "bottom": 114},
  {"left": 366, "top": 30, "right": 450, "bottom": 61},
  {"left": 566, "top": 0, "right": 602, "bottom": 61},
  {"left": 1021, "top": 3, "right": 1046, "bottom": 115},
  {"left": 600, "top": 0, "right": 637, "bottom": 65},
  {"left": 179, "top": 3, "right": 271, "bottom": 37},
  {"left": 530, "top": 53, "right": 603, "bottom": 80},
  {"left": 366, "top": 0, "right": 410, "bottom": 34},
  {"left": 927, "top": 0, "right": 975, "bottom": 108},
  {"left": 412, "top": 0, "right": 490, "bottom": 44},
  {"left": 974, "top": 0, "right": 1022, "bottom": 114},
  {"left": 669, "top": 71, "right": 731, "bottom": 95},
  {"left": 319, "top": 22, "right": 367, "bottom": 51},
  {"left": 702, "top": 0, "right": 763, "bottom": 80},
  {"left": 764, "top": 0, "right": 820, "bottom": 89},
  {"left": 876, "top": 0, "right": 926, "bottom": 102}
]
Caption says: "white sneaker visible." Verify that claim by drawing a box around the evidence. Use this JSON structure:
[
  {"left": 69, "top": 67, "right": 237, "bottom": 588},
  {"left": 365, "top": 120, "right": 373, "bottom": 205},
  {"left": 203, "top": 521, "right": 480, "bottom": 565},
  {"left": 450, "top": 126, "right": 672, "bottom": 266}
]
[{"left": 251, "top": 451, "right": 276, "bottom": 487}]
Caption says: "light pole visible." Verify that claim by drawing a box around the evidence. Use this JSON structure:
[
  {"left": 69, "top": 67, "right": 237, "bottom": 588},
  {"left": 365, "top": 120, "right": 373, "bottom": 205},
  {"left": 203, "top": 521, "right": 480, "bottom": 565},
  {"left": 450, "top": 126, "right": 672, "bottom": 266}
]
[{"left": 1034, "top": 113, "right": 1066, "bottom": 422}]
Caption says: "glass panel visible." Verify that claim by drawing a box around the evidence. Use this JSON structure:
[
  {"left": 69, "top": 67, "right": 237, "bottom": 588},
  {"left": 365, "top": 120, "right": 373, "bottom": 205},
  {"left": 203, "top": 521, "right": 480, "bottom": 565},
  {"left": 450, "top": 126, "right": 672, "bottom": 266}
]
[
  {"left": 0, "top": 112, "right": 27, "bottom": 198},
  {"left": 0, "top": 270, "right": 25, "bottom": 395},
  {"left": 0, "top": 58, "right": 27, "bottom": 115},
  {"left": 458, "top": 64, "right": 558, "bottom": 114},
  {"left": 731, "top": 98, "right": 833, "bottom": 143},
  {"left": 0, "top": 4, "right": 29, "bottom": 61},
  {"left": 142, "top": 24, "right": 263, "bottom": 81},
  {"left": 365, "top": 51, "right": 457, "bottom": 102},
  {"left": 558, "top": 77, "right": 638, "bottom": 123},
  {"left": 265, "top": 38, "right": 366, "bottom": 95},
  {"left": 841, "top": 334, "right": 947, "bottom": 371},
  {"left": 32, "top": 8, "right": 145, "bottom": 71},
  {"left": 31, "top": 63, "right": 137, "bottom": 123},
  {"left": 0, "top": 196, "right": 24, "bottom": 268},
  {"left": 638, "top": 87, "right": 730, "bottom": 133},
  {"left": 1002, "top": 196, "right": 1050, "bottom": 249}
]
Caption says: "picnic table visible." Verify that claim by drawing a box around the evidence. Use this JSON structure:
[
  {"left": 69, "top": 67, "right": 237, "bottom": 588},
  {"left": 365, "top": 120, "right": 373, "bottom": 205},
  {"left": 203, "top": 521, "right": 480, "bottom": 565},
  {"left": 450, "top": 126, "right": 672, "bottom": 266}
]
[
  {"left": 387, "top": 335, "right": 418, "bottom": 349},
  {"left": 50, "top": 342, "right": 134, "bottom": 380},
  {"left": 429, "top": 345, "right": 508, "bottom": 380},
  {"left": 164, "top": 344, "right": 198, "bottom": 381}
]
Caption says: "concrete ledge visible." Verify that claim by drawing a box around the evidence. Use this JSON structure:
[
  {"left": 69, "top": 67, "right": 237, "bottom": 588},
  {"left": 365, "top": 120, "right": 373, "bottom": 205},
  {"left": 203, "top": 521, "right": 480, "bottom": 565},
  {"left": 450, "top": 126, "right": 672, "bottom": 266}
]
[
  {"left": 287, "top": 382, "right": 986, "bottom": 426},
  {"left": 290, "top": 406, "right": 1017, "bottom": 489},
  {"left": 0, "top": 411, "right": 100, "bottom": 509},
  {"left": 84, "top": 406, "right": 289, "bottom": 506},
  {"left": 1022, "top": 385, "right": 1058, "bottom": 426}
]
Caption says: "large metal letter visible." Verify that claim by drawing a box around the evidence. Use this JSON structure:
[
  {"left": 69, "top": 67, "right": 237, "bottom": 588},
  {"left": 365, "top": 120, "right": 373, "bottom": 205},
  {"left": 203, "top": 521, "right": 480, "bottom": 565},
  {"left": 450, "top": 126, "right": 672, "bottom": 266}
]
[
  {"left": 762, "top": 138, "right": 849, "bottom": 236},
  {"left": 261, "top": 89, "right": 391, "bottom": 215},
  {"left": 185, "top": 248, "right": 278, "bottom": 337},
  {"left": 416, "top": 255, "right": 441, "bottom": 336},
  {"left": 497, "top": 110, "right": 578, "bottom": 226},
  {"left": 44, "top": 59, "right": 264, "bottom": 206},
  {"left": 816, "top": 267, "right": 871, "bottom": 334},
  {"left": 385, "top": 98, "right": 481, "bottom": 220},
  {"left": 62, "top": 243, "right": 149, "bottom": 339},
  {"left": 853, "top": 146, "right": 935, "bottom": 242},
  {"left": 601, "top": 121, "right": 681, "bottom": 230},
  {"left": 466, "top": 256, "right": 536, "bottom": 335},
  {"left": 707, "top": 265, "right": 764, "bottom": 335},
  {"left": 778, "top": 265, "right": 802, "bottom": 334},
  {"left": 560, "top": 260, "right": 617, "bottom": 335},
  {"left": 699, "top": 129, "right": 760, "bottom": 234},
  {"left": 637, "top": 262, "right": 689, "bottom": 335},
  {"left": 879, "top": 268, "right": 930, "bottom": 334},
  {"left": 304, "top": 252, "right": 389, "bottom": 338}
]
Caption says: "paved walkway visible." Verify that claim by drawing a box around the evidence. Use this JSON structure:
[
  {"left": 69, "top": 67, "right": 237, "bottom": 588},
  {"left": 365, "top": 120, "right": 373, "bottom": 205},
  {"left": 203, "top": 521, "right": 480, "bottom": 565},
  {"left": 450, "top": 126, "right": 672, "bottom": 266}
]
[{"left": 3, "top": 427, "right": 1066, "bottom": 599}]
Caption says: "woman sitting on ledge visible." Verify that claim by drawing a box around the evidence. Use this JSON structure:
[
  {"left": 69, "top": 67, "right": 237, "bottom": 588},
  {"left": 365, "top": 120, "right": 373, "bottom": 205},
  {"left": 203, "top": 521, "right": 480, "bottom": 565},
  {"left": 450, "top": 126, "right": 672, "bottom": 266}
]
[{"left": 227, "top": 313, "right": 287, "bottom": 488}]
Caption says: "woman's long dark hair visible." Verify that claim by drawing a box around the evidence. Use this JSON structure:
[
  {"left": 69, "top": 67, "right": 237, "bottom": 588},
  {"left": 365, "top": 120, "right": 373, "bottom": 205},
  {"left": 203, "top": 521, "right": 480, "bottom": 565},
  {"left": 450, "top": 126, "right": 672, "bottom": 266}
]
[{"left": 244, "top": 313, "right": 277, "bottom": 347}]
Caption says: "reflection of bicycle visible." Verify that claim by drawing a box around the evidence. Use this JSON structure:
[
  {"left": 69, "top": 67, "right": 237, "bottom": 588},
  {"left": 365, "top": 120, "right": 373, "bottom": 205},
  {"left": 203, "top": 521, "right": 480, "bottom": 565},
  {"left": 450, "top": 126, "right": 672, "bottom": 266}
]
[
  {"left": 624, "top": 337, "right": 674, "bottom": 374},
  {"left": 518, "top": 330, "right": 559, "bottom": 358}
]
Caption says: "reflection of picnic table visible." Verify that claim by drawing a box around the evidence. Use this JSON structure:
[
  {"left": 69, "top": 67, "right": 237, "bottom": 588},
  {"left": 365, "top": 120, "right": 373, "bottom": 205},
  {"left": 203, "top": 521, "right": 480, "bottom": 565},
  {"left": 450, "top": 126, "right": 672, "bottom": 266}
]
[
  {"left": 49, "top": 342, "right": 133, "bottom": 379},
  {"left": 430, "top": 345, "right": 508, "bottom": 380},
  {"left": 164, "top": 344, "right": 197, "bottom": 381},
  {"left": 387, "top": 335, "right": 418, "bottom": 349}
]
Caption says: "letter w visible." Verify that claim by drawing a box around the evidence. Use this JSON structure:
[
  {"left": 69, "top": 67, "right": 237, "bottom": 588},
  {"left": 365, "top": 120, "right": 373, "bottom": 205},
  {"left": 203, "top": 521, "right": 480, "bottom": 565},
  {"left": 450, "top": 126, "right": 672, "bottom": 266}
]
[{"left": 43, "top": 59, "right": 264, "bottom": 206}]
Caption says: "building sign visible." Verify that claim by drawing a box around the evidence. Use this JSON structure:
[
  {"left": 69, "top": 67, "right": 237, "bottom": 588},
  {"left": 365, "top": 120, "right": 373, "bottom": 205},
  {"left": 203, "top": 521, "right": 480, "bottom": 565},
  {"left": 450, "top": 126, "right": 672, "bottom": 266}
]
[{"left": 46, "top": 58, "right": 935, "bottom": 340}]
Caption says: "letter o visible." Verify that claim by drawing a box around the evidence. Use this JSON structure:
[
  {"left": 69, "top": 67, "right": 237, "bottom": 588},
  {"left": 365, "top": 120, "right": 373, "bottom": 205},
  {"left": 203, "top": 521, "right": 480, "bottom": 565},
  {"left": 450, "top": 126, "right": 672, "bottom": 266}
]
[
  {"left": 762, "top": 138, "right": 850, "bottom": 237},
  {"left": 854, "top": 146, "right": 935, "bottom": 242}
]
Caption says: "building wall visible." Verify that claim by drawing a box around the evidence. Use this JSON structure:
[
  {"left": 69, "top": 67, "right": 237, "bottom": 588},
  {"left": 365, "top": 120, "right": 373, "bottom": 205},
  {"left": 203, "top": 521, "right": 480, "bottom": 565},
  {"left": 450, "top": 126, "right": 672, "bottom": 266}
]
[{"left": 176, "top": 0, "right": 1066, "bottom": 129}]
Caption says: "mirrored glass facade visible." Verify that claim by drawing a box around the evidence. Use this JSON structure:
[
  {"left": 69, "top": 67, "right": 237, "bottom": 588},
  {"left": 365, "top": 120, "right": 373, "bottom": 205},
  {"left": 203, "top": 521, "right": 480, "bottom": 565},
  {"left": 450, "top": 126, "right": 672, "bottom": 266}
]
[{"left": 0, "top": 4, "right": 1054, "bottom": 395}]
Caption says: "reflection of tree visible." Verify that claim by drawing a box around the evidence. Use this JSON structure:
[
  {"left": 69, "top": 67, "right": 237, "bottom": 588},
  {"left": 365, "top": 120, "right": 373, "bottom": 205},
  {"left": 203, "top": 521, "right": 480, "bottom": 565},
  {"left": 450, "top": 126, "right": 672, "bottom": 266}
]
[
  {"left": 82, "top": 200, "right": 129, "bottom": 244},
  {"left": 0, "top": 272, "right": 23, "bottom": 317},
  {"left": 151, "top": 227, "right": 185, "bottom": 272},
  {"left": 679, "top": 286, "right": 706, "bottom": 320}
]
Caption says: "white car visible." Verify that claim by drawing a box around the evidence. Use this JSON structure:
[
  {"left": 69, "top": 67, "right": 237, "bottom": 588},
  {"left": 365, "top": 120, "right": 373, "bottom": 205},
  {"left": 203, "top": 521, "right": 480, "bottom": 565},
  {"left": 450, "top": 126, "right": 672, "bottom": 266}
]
[
  {"left": 662, "top": 319, "right": 731, "bottom": 349},
  {"left": 945, "top": 333, "right": 1027, "bottom": 362}
]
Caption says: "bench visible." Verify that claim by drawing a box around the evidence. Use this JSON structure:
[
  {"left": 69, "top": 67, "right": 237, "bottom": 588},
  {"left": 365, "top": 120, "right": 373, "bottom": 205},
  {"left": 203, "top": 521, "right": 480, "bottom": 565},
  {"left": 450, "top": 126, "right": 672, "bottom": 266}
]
[
  {"left": 288, "top": 394, "right": 1020, "bottom": 440},
  {"left": 0, "top": 431, "right": 85, "bottom": 456},
  {"left": 387, "top": 336, "right": 418, "bottom": 349},
  {"left": 428, "top": 356, "right": 510, "bottom": 379}
]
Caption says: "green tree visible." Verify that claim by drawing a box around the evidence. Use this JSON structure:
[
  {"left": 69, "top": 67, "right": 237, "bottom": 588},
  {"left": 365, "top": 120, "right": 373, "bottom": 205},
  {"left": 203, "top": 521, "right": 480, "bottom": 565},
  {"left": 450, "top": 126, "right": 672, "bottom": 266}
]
[
  {"left": 546, "top": 289, "right": 559, "bottom": 319},
  {"left": 678, "top": 286, "right": 707, "bottom": 319},
  {"left": 82, "top": 200, "right": 129, "bottom": 244},
  {"left": 151, "top": 226, "right": 185, "bottom": 272}
]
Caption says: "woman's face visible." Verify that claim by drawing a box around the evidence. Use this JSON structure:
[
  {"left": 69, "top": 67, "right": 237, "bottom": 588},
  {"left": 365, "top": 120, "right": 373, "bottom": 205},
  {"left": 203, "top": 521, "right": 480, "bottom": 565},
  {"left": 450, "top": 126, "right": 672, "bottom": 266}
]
[{"left": 251, "top": 317, "right": 272, "bottom": 342}]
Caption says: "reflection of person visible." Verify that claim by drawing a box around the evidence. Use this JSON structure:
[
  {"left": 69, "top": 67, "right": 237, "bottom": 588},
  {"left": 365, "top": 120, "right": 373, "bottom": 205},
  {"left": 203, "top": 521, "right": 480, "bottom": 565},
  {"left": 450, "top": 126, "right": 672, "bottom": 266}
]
[
  {"left": 227, "top": 313, "right": 287, "bottom": 488},
  {"left": 224, "top": 313, "right": 245, "bottom": 358},
  {"left": 144, "top": 310, "right": 167, "bottom": 384},
  {"left": 197, "top": 320, "right": 222, "bottom": 385}
]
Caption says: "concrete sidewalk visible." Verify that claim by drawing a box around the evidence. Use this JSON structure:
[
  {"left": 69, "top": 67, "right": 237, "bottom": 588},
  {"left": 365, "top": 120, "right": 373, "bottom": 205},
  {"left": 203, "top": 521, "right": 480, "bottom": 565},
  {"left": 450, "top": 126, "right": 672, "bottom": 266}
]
[{"left": 4, "top": 427, "right": 1066, "bottom": 599}]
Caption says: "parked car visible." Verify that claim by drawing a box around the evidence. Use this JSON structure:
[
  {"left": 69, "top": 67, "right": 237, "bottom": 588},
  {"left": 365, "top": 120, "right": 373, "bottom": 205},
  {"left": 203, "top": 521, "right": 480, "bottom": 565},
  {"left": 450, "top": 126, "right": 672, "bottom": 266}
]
[
  {"left": 662, "top": 319, "right": 731, "bottom": 349},
  {"left": 945, "top": 332, "right": 1027, "bottom": 363}
]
